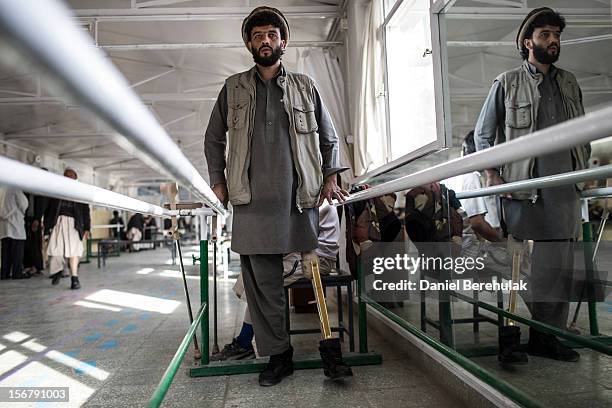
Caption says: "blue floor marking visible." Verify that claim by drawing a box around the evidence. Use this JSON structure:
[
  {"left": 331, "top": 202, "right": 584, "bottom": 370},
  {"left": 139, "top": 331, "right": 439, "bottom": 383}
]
[
  {"left": 120, "top": 324, "right": 137, "bottom": 333},
  {"left": 85, "top": 333, "right": 102, "bottom": 343},
  {"left": 65, "top": 349, "right": 81, "bottom": 358},
  {"left": 99, "top": 340, "right": 118, "bottom": 350},
  {"left": 104, "top": 319, "right": 119, "bottom": 328},
  {"left": 139, "top": 313, "right": 150, "bottom": 321}
]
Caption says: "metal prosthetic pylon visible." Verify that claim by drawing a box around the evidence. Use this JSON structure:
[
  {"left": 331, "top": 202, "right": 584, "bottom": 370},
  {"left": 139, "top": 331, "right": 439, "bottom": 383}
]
[
  {"left": 306, "top": 253, "right": 353, "bottom": 380},
  {"left": 498, "top": 236, "right": 527, "bottom": 365}
]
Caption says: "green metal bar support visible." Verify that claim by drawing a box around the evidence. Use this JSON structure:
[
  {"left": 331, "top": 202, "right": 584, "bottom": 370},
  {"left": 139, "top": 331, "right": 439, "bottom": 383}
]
[
  {"left": 200, "top": 239, "right": 209, "bottom": 365},
  {"left": 452, "top": 292, "right": 611, "bottom": 355},
  {"left": 149, "top": 302, "right": 208, "bottom": 408},
  {"left": 190, "top": 352, "right": 381, "bottom": 377},
  {"left": 361, "top": 295, "right": 544, "bottom": 408},
  {"left": 582, "top": 220, "right": 600, "bottom": 336},
  {"left": 357, "top": 259, "right": 368, "bottom": 353},
  {"left": 86, "top": 238, "right": 91, "bottom": 263}
]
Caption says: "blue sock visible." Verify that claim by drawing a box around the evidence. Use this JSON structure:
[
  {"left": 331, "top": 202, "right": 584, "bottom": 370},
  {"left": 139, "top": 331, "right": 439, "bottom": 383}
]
[{"left": 236, "top": 322, "right": 254, "bottom": 350}]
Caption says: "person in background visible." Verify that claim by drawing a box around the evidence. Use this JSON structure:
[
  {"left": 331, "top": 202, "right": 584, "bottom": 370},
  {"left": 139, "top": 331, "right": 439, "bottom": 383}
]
[
  {"left": 109, "top": 210, "right": 125, "bottom": 240},
  {"left": 126, "top": 213, "right": 144, "bottom": 251},
  {"left": 23, "top": 190, "right": 48, "bottom": 276},
  {"left": 444, "top": 131, "right": 503, "bottom": 244},
  {"left": 144, "top": 215, "right": 157, "bottom": 241},
  {"left": 0, "top": 187, "right": 30, "bottom": 280},
  {"left": 45, "top": 168, "right": 91, "bottom": 290}
]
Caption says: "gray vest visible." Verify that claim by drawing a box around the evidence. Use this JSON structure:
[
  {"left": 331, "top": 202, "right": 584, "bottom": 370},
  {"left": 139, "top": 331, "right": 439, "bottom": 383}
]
[
  {"left": 496, "top": 61, "right": 589, "bottom": 200},
  {"left": 225, "top": 66, "right": 323, "bottom": 210}
]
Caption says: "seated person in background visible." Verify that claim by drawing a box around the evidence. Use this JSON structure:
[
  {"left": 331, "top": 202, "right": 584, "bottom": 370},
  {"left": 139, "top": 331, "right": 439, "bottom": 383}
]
[
  {"left": 126, "top": 212, "right": 144, "bottom": 243},
  {"left": 144, "top": 215, "right": 157, "bottom": 240},
  {"left": 444, "top": 131, "right": 503, "bottom": 244},
  {"left": 109, "top": 210, "right": 125, "bottom": 239},
  {"left": 212, "top": 201, "right": 341, "bottom": 360}
]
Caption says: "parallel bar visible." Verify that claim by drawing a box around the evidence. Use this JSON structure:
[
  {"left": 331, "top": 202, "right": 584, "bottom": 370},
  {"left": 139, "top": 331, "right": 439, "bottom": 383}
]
[
  {"left": 149, "top": 302, "right": 207, "bottom": 408},
  {"left": 344, "top": 105, "right": 612, "bottom": 204},
  {"left": 362, "top": 296, "right": 544, "bottom": 408},
  {"left": 0, "top": 0, "right": 224, "bottom": 215},
  {"left": 581, "top": 187, "right": 612, "bottom": 198},
  {"left": 0, "top": 156, "right": 172, "bottom": 217},
  {"left": 455, "top": 165, "right": 612, "bottom": 199}
]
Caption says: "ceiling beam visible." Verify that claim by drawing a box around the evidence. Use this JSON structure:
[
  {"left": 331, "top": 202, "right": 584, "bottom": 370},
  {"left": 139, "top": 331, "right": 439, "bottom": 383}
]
[
  {"left": 129, "top": 68, "right": 174, "bottom": 89},
  {"left": 135, "top": 0, "right": 194, "bottom": 8},
  {"left": 73, "top": 6, "right": 340, "bottom": 21},
  {"left": 101, "top": 41, "right": 342, "bottom": 51},
  {"left": 447, "top": 34, "right": 612, "bottom": 47},
  {"left": 445, "top": 7, "right": 610, "bottom": 16}
]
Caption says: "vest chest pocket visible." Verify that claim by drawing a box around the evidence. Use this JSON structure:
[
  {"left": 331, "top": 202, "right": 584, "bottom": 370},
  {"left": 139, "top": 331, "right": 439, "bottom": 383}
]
[
  {"left": 505, "top": 102, "right": 531, "bottom": 129},
  {"left": 293, "top": 104, "right": 318, "bottom": 134},
  {"left": 229, "top": 100, "right": 249, "bottom": 130}
]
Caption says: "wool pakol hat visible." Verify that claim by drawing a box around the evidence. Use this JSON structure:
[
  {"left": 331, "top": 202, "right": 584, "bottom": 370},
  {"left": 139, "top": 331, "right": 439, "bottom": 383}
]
[
  {"left": 516, "top": 7, "right": 556, "bottom": 50},
  {"left": 241, "top": 6, "right": 290, "bottom": 51}
]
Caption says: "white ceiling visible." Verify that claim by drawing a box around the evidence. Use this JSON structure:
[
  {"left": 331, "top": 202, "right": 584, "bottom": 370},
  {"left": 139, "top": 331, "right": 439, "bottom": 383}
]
[
  {"left": 1, "top": 0, "right": 610, "bottom": 187},
  {"left": 0, "top": 0, "right": 342, "bottom": 186}
]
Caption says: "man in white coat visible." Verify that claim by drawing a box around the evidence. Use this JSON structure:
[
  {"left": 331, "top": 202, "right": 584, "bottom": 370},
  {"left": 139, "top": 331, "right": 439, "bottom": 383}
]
[{"left": 0, "top": 187, "right": 30, "bottom": 280}]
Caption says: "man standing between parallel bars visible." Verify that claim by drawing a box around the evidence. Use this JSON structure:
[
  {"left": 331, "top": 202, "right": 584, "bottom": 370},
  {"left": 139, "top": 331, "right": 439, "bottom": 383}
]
[{"left": 204, "top": 6, "right": 352, "bottom": 386}]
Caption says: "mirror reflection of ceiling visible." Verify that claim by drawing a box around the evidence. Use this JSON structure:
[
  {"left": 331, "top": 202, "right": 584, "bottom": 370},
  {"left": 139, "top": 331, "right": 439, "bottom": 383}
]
[
  {"left": 445, "top": 0, "right": 612, "bottom": 145},
  {"left": 370, "top": 0, "right": 612, "bottom": 186},
  {"left": 0, "top": 0, "right": 341, "bottom": 185}
]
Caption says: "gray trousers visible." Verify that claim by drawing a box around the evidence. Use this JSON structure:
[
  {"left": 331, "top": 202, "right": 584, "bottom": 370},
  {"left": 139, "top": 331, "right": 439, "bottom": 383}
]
[
  {"left": 523, "top": 240, "right": 574, "bottom": 330},
  {"left": 240, "top": 254, "right": 290, "bottom": 357}
]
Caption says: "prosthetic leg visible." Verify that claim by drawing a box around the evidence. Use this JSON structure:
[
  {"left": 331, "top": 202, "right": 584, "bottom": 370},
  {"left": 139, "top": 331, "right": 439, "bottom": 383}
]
[
  {"left": 303, "top": 251, "right": 353, "bottom": 380},
  {"left": 498, "top": 236, "right": 528, "bottom": 364}
]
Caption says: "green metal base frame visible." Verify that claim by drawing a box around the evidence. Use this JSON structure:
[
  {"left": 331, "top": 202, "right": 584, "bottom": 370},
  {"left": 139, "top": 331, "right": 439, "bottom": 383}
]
[
  {"left": 457, "top": 335, "right": 612, "bottom": 358},
  {"left": 189, "top": 352, "right": 382, "bottom": 377}
]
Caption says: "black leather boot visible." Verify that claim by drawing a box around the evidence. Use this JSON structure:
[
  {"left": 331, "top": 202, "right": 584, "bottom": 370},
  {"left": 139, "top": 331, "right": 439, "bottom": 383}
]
[
  {"left": 319, "top": 338, "right": 353, "bottom": 380},
  {"left": 498, "top": 326, "right": 528, "bottom": 364},
  {"left": 259, "top": 345, "right": 293, "bottom": 386},
  {"left": 70, "top": 276, "right": 81, "bottom": 290},
  {"left": 51, "top": 271, "right": 62, "bottom": 285},
  {"left": 527, "top": 327, "right": 579, "bottom": 362}
]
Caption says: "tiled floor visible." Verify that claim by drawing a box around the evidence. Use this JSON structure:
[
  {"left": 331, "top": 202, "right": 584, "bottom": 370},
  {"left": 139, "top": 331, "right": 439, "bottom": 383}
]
[{"left": 0, "top": 243, "right": 463, "bottom": 407}]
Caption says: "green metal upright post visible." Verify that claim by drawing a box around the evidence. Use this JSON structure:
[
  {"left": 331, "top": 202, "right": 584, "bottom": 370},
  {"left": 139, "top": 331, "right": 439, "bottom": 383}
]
[
  {"left": 200, "top": 238, "right": 209, "bottom": 364},
  {"left": 357, "top": 257, "right": 368, "bottom": 353},
  {"left": 582, "top": 220, "right": 600, "bottom": 336},
  {"left": 86, "top": 238, "right": 91, "bottom": 262}
]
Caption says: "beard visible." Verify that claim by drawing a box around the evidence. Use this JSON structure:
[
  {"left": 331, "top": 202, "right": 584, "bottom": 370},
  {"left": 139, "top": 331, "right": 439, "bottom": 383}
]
[
  {"left": 252, "top": 44, "right": 283, "bottom": 67},
  {"left": 533, "top": 42, "right": 560, "bottom": 64}
]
